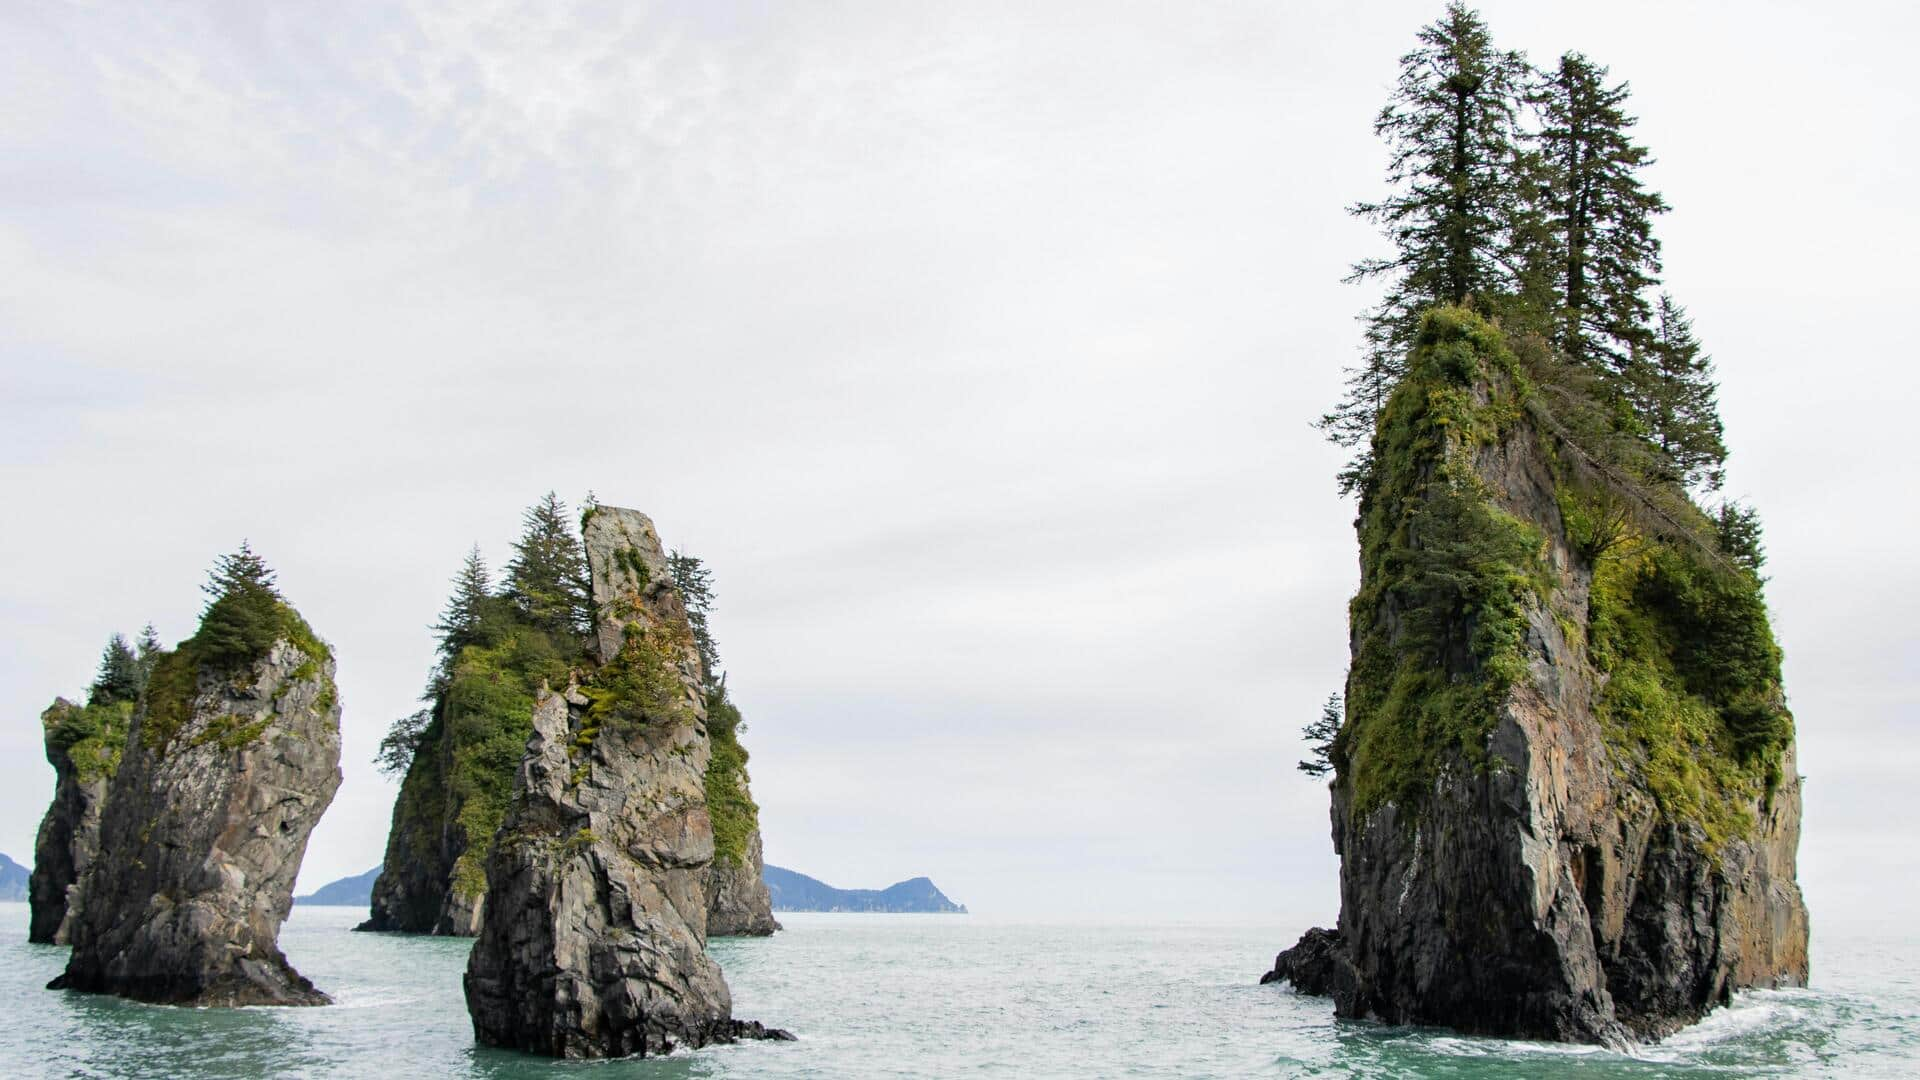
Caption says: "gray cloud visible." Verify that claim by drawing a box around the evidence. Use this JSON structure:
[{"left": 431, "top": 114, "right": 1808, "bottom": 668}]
[{"left": 1, "top": 0, "right": 1913, "bottom": 922}]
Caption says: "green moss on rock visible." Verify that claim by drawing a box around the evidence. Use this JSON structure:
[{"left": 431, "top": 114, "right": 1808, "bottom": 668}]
[
  {"left": 43, "top": 698, "right": 133, "bottom": 783},
  {"left": 439, "top": 632, "right": 561, "bottom": 899},
  {"left": 703, "top": 691, "right": 759, "bottom": 867},
  {"left": 1338, "top": 306, "right": 1793, "bottom": 846},
  {"left": 1338, "top": 307, "right": 1549, "bottom": 814}
]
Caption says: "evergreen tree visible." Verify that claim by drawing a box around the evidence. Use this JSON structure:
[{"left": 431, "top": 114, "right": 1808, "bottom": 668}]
[
  {"left": 1534, "top": 51, "right": 1666, "bottom": 371},
  {"left": 1299, "top": 694, "right": 1343, "bottom": 778},
  {"left": 1627, "top": 295, "right": 1728, "bottom": 491},
  {"left": 1324, "top": 2, "right": 1532, "bottom": 487},
  {"left": 87, "top": 633, "right": 141, "bottom": 706},
  {"left": 667, "top": 550, "right": 720, "bottom": 680},
  {"left": 432, "top": 545, "right": 494, "bottom": 664},
  {"left": 504, "top": 492, "right": 592, "bottom": 642},
  {"left": 375, "top": 706, "right": 434, "bottom": 777},
  {"left": 192, "top": 541, "right": 286, "bottom": 666},
  {"left": 1714, "top": 502, "right": 1766, "bottom": 574},
  {"left": 134, "top": 622, "right": 163, "bottom": 695}
]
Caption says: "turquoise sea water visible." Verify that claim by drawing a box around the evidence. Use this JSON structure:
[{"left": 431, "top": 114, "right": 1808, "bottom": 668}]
[{"left": 3, "top": 903, "right": 1917, "bottom": 1078}]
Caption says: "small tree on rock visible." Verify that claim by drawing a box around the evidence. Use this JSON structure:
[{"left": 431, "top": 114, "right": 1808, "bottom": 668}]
[
  {"left": 192, "top": 542, "right": 285, "bottom": 666},
  {"left": 88, "top": 634, "right": 141, "bottom": 706},
  {"left": 504, "top": 493, "right": 592, "bottom": 643},
  {"left": 1299, "top": 694, "right": 1343, "bottom": 778}
]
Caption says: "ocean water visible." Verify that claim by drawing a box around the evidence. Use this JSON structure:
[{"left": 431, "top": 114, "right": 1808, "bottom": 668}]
[{"left": 3, "top": 903, "right": 1916, "bottom": 1079}]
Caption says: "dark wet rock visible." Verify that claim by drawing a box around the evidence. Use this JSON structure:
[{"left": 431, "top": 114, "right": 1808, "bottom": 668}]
[{"left": 1260, "top": 927, "right": 1352, "bottom": 998}]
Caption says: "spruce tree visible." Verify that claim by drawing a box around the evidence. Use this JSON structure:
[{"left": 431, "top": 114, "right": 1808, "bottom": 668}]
[
  {"left": 134, "top": 623, "right": 163, "bottom": 695},
  {"left": 87, "top": 633, "right": 141, "bottom": 706},
  {"left": 667, "top": 550, "right": 720, "bottom": 680},
  {"left": 1714, "top": 502, "right": 1766, "bottom": 574},
  {"left": 192, "top": 542, "right": 285, "bottom": 666},
  {"left": 432, "top": 545, "right": 494, "bottom": 664},
  {"left": 1299, "top": 694, "right": 1343, "bottom": 778},
  {"left": 1628, "top": 295, "right": 1728, "bottom": 491},
  {"left": 1324, "top": 2, "right": 1532, "bottom": 488},
  {"left": 504, "top": 493, "right": 592, "bottom": 643},
  {"left": 1535, "top": 51, "right": 1666, "bottom": 371},
  {"left": 375, "top": 706, "right": 434, "bottom": 777}
]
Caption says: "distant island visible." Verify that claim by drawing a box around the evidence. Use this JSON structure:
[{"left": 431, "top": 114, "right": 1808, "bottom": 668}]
[
  {"left": 295, "top": 866, "right": 379, "bottom": 906},
  {"left": 764, "top": 864, "right": 966, "bottom": 913},
  {"left": 0, "top": 853, "right": 26, "bottom": 902}
]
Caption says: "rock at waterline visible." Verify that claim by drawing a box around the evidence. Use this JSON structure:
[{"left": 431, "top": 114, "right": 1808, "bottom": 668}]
[
  {"left": 1266, "top": 310, "right": 1808, "bottom": 1042},
  {"left": 463, "top": 505, "right": 787, "bottom": 1057},
  {"left": 51, "top": 606, "right": 341, "bottom": 1007}
]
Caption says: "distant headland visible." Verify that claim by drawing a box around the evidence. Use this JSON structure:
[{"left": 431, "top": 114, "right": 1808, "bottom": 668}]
[{"left": 764, "top": 864, "right": 966, "bottom": 914}]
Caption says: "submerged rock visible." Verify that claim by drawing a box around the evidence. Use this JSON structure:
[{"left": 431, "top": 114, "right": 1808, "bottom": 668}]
[
  {"left": 1269, "top": 310, "right": 1808, "bottom": 1043},
  {"left": 28, "top": 697, "right": 129, "bottom": 944},
  {"left": 464, "top": 506, "right": 781, "bottom": 1057},
  {"left": 51, "top": 617, "right": 342, "bottom": 1006}
]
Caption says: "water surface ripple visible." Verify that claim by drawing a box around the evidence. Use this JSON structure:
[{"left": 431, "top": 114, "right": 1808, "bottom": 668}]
[{"left": 4, "top": 904, "right": 1914, "bottom": 1078}]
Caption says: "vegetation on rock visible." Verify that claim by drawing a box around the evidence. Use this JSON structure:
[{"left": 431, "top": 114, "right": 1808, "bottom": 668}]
[
  {"left": 1323, "top": 2, "right": 1726, "bottom": 507},
  {"left": 669, "top": 551, "right": 761, "bottom": 868},
  {"left": 373, "top": 498, "right": 767, "bottom": 915},
  {"left": 1304, "top": 5, "right": 1792, "bottom": 849},
  {"left": 374, "top": 502, "right": 592, "bottom": 908},
  {"left": 140, "top": 545, "right": 331, "bottom": 754}
]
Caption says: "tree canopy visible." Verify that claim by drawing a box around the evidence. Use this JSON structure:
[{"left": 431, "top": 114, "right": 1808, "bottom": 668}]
[
  {"left": 504, "top": 492, "right": 592, "bottom": 643},
  {"left": 1325, "top": 4, "right": 1733, "bottom": 506},
  {"left": 191, "top": 542, "right": 287, "bottom": 666},
  {"left": 87, "top": 634, "right": 140, "bottom": 706}
]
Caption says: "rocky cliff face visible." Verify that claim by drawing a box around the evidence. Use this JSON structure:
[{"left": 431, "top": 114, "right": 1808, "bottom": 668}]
[
  {"left": 464, "top": 507, "right": 785, "bottom": 1057},
  {"left": 28, "top": 697, "right": 128, "bottom": 944},
  {"left": 707, "top": 829, "right": 780, "bottom": 936},
  {"left": 1267, "top": 310, "right": 1808, "bottom": 1043},
  {"left": 359, "top": 723, "right": 490, "bottom": 935},
  {"left": 51, "top": 632, "right": 342, "bottom": 1006},
  {"left": 364, "top": 517, "right": 776, "bottom": 943}
]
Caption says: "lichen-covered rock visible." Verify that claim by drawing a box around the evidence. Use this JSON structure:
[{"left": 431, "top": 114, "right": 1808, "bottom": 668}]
[
  {"left": 1268, "top": 309, "right": 1808, "bottom": 1043},
  {"left": 707, "top": 829, "right": 780, "bottom": 937},
  {"left": 29, "top": 697, "right": 129, "bottom": 944},
  {"left": 465, "top": 506, "right": 784, "bottom": 1057},
  {"left": 50, "top": 633, "right": 342, "bottom": 1007}
]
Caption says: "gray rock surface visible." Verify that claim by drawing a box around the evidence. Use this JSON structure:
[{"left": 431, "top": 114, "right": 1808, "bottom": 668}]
[
  {"left": 28, "top": 698, "right": 123, "bottom": 944},
  {"left": 50, "top": 638, "right": 342, "bottom": 1006},
  {"left": 465, "top": 506, "right": 782, "bottom": 1057},
  {"left": 707, "top": 829, "right": 780, "bottom": 937}
]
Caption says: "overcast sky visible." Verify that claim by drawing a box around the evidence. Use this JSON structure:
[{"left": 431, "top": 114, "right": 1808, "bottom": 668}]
[{"left": 2, "top": 0, "right": 1915, "bottom": 928}]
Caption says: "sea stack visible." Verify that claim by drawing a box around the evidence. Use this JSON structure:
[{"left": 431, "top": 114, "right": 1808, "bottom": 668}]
[
  {"left": 361, "top": 496, "right": 781, "bottom": 941},
  {"left": 28, "top": 695, "right": 129, "bottom": 943},
  {"left": 1267, "top": 310, "right": 1808, "bottom": 1042},
  {"left": 51, "top": 550, "right": 342, "bottom": 1007},
  {"left": 464, "top": 506, "right": 784, "bottom": 1057}
]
